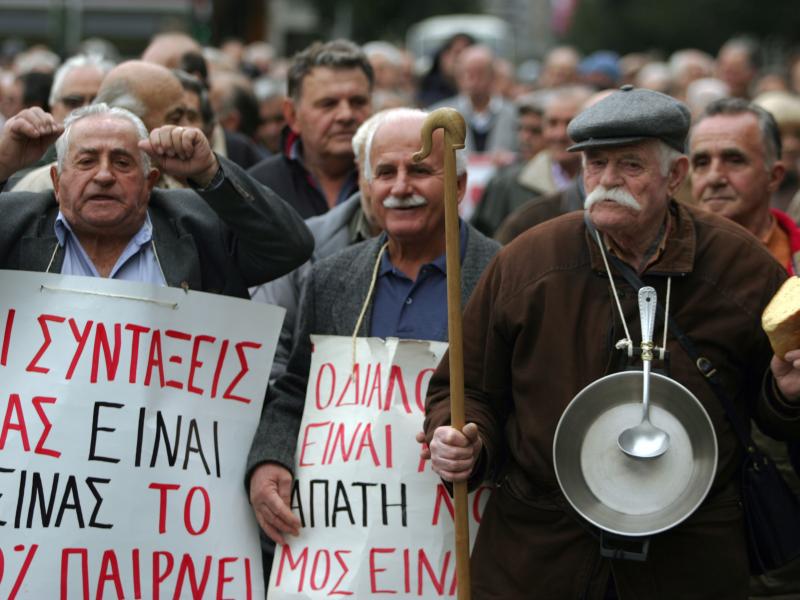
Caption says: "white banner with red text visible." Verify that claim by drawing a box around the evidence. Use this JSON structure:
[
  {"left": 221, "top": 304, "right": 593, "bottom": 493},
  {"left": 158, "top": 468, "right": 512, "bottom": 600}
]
[
  {"left": 268, "top": 335, "right": 491, "bottom": 599},
  {"left": 0, "top": 270, "right": 283, "bottom": 599}
]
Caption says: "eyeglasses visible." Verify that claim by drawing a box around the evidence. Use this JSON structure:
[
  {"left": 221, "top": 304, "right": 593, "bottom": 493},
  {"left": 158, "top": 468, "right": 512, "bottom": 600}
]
[{"left": 58, "top": 94, "right": 95, "bottom": 109}]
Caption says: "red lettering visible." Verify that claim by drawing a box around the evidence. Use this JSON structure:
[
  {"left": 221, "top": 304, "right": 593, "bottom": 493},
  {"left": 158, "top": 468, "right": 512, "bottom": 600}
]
[
  {"left": 145, "top": 331, "right": 165, "bottom": 387},
  {"left": 354, "top": 424, "right": 379, "bottom": 465},
  {"left": 418, "top": 548, "right": 449, "bottom": 595},
  {"left": 299, "top": 421, "right": 330, "bottom": 467},
  {"left": 315, "top": 363, "right": 336, "bottom": 410},
  {"left": 132, "top": 548, "right": 142, "bottom": 599},
  {"left": 331, "top": 550, "right": 353, "bottom": 596},
  {"left": 173, "top": 554, "right": 211, "bottom": 599},
  {"left": 275, "top": 545, "right": 309, "bottom": 591},
  {"left": 310, "top": 549, "right": 330, "bottom": 591},
  {"left": 417, "top": 439, "right": 430, "bottom": 473},
  {"left": 65, "top": 318, "right": 93, "bottom": 380},
  {"left": 183, "top": 486, "right": 211, "bottom": 535},
  {"left": 32, "top": 395, "right": 60, "bottom": 457},
  {"left": 125, "top": 323, "right": 150, "bottom": 383},
  {"left": 415, "top": 368, "right": 435, "bottom": 413},
  {"left": 369, "top": 548, "right": 396, "bottom": 594},
  {"left": 324, "top": 422, "right": 362, "bottom": 465},
  {"left": 187, "top": 335, "right": 215, "bottom": 395},
  {"left": 334, "top": 366, "right": 356, "bottom": 407},
  {"left": 27, "top": 314, "right": 65, "bottom": 374},
  {"left": 385, "top": 424, "right": 393, "bottom": 468},
  {"left": 95, "top": 550, "right": 124, "bottom": 600},
  {"left": 7, "top": 544, "right": 37, "bottom": 600},
  {"left": 152, "top": 551, "right": 174, "bottom": 600},
  {"left": 149, "top": 482, "right": 181, "bottom": 533},
  {"left": 403, "top": 548, "right": 410, "bottom": 594},
  {"left": 210, "top": 339, "right": 229, "bottom": 398},
  {"left": 364, "top": 363, "right": 382, "bottom": 409},
  {"left": 244, "top": 557, "right": 253, "bottom": 600},
  {"left": 216, "top": 557, "right": 236, "bottom": 600},
  {"left": 0, "top": 394, "right": 29, "bottom": 451},
  {"left": 385, "top": 366, "right": 412, "bottom": 413},
  {"left": 60, "top": 547, "right": 89, "bottom": 600},
  {"left": 91, "top": 323, "right": 121, "bottom": 383},
  {"left": 165, "top": 329, "right": 192, "bottom": 390},
  {"left": 431, "top": 484, "right": 454, "bottom": 525},
  {"left": 1, "top": 308, "right": 15, "bottom": 366},
  {"left": 222, "top": 341, "right": 261, "bottom": 403},
  {"left": 358, "top": 363, "right": 374, "bottom": 406}
]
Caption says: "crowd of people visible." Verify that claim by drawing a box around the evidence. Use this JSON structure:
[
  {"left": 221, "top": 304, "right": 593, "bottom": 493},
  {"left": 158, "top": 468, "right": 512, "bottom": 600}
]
[{"left": 1, "top": 25, "right": 800, "bottom": 599}]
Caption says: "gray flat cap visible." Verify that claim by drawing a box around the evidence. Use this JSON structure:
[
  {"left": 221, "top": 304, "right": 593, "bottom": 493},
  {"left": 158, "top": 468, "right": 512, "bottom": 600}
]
[{"left": 567, "top": 85, "right": 691, "bottom": 153}]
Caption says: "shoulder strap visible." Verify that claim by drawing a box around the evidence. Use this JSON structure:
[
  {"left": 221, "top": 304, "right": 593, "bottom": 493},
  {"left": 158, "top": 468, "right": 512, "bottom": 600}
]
[{"left": 585, "top": 217, "right": 755, "bottom": 450}]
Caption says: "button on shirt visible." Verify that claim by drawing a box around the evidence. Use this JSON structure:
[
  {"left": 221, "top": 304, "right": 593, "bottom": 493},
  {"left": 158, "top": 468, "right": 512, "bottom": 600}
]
[
  {"left": 54, "top": 211, "right": 167, "bottom": 285},
  {"left": 369, "top": 221, "right": 468, "bottom": 342}
]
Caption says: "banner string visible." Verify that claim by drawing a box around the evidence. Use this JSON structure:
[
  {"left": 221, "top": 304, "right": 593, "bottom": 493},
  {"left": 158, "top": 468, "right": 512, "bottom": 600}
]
[
  {"left": 349, "top": 241, "right": 389, "bottom": 378},
  {"left": 39, "top": 285, "right": 179, "bottom": 309}
]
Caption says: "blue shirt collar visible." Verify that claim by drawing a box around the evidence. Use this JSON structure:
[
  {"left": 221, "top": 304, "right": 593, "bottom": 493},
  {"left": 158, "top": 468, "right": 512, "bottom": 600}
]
[
  {"left": 55, "top": 210, "right": 155, "bottom": 247},
  {"left": 378, "top": 219, "right": 468, "bottom": 278}
]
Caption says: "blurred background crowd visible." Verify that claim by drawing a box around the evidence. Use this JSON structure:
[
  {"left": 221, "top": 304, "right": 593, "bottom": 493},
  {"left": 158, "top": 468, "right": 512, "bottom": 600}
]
[{"left": 1, "top": 0, "right": 800, "bottom": 225}]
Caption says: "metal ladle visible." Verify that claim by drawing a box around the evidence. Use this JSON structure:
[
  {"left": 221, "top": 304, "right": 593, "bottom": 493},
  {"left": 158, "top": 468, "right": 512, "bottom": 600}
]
[{"left": 617, "top": 287, "right": 670, "bottom": 459}]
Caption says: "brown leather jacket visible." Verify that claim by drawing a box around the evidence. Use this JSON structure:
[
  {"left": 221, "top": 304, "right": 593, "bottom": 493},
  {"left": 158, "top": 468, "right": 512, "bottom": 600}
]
[{"left": 425, "top": 202, "right": 797, "bottom": 599}]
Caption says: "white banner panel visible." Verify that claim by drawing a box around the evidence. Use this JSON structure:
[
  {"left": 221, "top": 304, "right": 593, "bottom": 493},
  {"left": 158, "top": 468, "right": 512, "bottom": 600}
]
[
  {"left": 269, "top": 335, "right": 491, "bottom": 599},
  {"left": 0, "top": 270, "right": 283, "bottom": 599}
]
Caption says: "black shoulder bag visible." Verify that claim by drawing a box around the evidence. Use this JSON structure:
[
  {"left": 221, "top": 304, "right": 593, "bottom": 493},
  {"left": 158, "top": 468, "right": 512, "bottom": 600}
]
[{"left": 603, "top": 249, "right": 800, "bottom": 575}]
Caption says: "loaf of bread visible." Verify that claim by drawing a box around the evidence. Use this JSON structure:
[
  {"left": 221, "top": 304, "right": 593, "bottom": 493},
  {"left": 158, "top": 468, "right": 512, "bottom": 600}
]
[{"left": 762, "top": 276, "right": 800, "bottom": 358}]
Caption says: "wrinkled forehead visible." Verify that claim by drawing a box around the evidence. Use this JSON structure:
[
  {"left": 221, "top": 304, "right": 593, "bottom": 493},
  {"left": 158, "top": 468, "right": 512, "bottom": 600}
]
[
  {"left": 583, "top": 139, "right": 660, "bottom": 161},
  {"left": 68, "top": 115, "right": 141, "bottom": 151},
  {"left": 370, "top": 117, "right": 441, "bottom": 161}
]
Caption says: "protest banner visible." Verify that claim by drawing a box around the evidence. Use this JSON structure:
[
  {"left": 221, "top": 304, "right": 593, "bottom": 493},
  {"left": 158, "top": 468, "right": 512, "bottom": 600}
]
[
  {"left": 268, "top": 335, "right": 491, "bottom": 599},
  {"left": 0, "top": 270, "right": 283, "bottom": 599}
]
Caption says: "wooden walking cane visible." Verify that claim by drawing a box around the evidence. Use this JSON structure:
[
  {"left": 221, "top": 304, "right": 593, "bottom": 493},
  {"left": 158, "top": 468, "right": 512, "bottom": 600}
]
[{"left": 413, "top": 107, "right": 471, "bottom": 600}]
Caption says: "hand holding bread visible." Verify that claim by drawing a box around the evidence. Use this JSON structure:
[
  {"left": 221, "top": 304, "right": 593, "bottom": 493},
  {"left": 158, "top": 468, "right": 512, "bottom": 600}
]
[{"left": 764, "top": 277, "right": 800, "bottom": 401}]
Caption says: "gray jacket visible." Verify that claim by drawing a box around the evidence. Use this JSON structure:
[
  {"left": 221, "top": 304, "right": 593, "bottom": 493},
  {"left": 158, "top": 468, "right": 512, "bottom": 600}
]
[{"left": 247, "top": 225, "right": 500, "bottom": 476}]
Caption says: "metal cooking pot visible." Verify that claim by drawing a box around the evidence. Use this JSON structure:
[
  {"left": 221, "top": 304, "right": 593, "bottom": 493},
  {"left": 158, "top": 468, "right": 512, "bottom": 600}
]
[{"left": 553, "top": 371, "right": 717, "bottom": 537}]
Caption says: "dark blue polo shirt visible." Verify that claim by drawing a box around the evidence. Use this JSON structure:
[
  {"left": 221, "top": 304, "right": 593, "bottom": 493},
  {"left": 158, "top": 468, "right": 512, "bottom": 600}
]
[{"left": 369, "top": 221, "right": 467, "bottom": 342}]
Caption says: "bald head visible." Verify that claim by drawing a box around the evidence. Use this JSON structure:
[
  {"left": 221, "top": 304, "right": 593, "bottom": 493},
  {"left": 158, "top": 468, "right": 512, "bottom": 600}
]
[
  {"left": 456, "top": 45, "right": 496, "bottom": 104},
  {"left": 142, "top": 32, "right": 201, "bottom": 69},
  {"left": 96, "top": 60, "right": 185, "bottom": 131}
]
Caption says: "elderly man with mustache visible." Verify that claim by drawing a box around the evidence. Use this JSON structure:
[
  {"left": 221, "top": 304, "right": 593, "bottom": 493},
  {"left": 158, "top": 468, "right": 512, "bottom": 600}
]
[
  {"left": 424, "top": 86, "right": 800, "bottom": 598},
  {"left": 245, "top": 107, "right": 499, "bottom": 579}
]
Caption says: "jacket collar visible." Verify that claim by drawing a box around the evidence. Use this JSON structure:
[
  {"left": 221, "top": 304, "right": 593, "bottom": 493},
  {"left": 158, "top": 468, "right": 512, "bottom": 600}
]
[
  {"left": 585, "top": 200, "right": 696, "bottom": 276},
  {"left": 517, "top": 151, "right": 558, "bottom": 195}
]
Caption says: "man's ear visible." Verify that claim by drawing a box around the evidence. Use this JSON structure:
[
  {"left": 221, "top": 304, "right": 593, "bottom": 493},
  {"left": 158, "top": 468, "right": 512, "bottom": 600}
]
[
  {"left": 666, "top": 155, "right": 689, "bottom": 197},
  {"left": 146, "top": 168, "right": 160, "bottom": 190},
  {"left": 50, "top": 165, "right": 60, "bottom": 204},
  {"left": 455, "top": 171, "right": 468, "bottom": 204},
  {"left": 283, "top": 97, "right": 300, "bottom": 134},
  {"left": 767, "top": 160, "right": 786, "bottom": 194}
]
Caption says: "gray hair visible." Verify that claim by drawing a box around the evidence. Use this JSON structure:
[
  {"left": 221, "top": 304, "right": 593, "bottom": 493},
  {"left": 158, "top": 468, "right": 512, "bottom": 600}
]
[
  {"left": 693, "top": 97, "right": 781, "bottom": 167},
  {"left": 55, "top": 102, "right": 152, "bottom": 173},
  {"left": 49, "top": 54, "right": 115, "bottom": 107},
  {"left": 363, "top": 108, "right": 467, "bottom": 182}
]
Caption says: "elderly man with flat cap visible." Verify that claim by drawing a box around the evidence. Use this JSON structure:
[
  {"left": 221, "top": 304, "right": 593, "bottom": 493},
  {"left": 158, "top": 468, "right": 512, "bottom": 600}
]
[{"left": 424, "top": 86, "right": 800, "bottom": 598}]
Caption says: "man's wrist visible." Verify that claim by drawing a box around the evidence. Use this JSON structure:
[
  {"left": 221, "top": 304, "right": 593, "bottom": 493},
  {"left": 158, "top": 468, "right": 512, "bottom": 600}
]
[{"left": 189, "top": 162, "right": 224, "bottom": 191}]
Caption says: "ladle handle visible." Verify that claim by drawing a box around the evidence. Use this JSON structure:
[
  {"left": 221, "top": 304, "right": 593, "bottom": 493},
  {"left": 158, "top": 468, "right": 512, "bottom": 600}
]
[{"left": 638, "top": 287, "right": 657, "bottom": 359}]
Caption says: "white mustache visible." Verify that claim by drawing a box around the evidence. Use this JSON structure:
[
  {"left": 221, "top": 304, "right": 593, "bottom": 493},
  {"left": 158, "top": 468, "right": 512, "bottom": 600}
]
[
  {"left": 584, "top": 185, "right": 642, "bottom": 212},
  {"left": 383, "top": 194, "right": 427, "bottom": 209}
]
